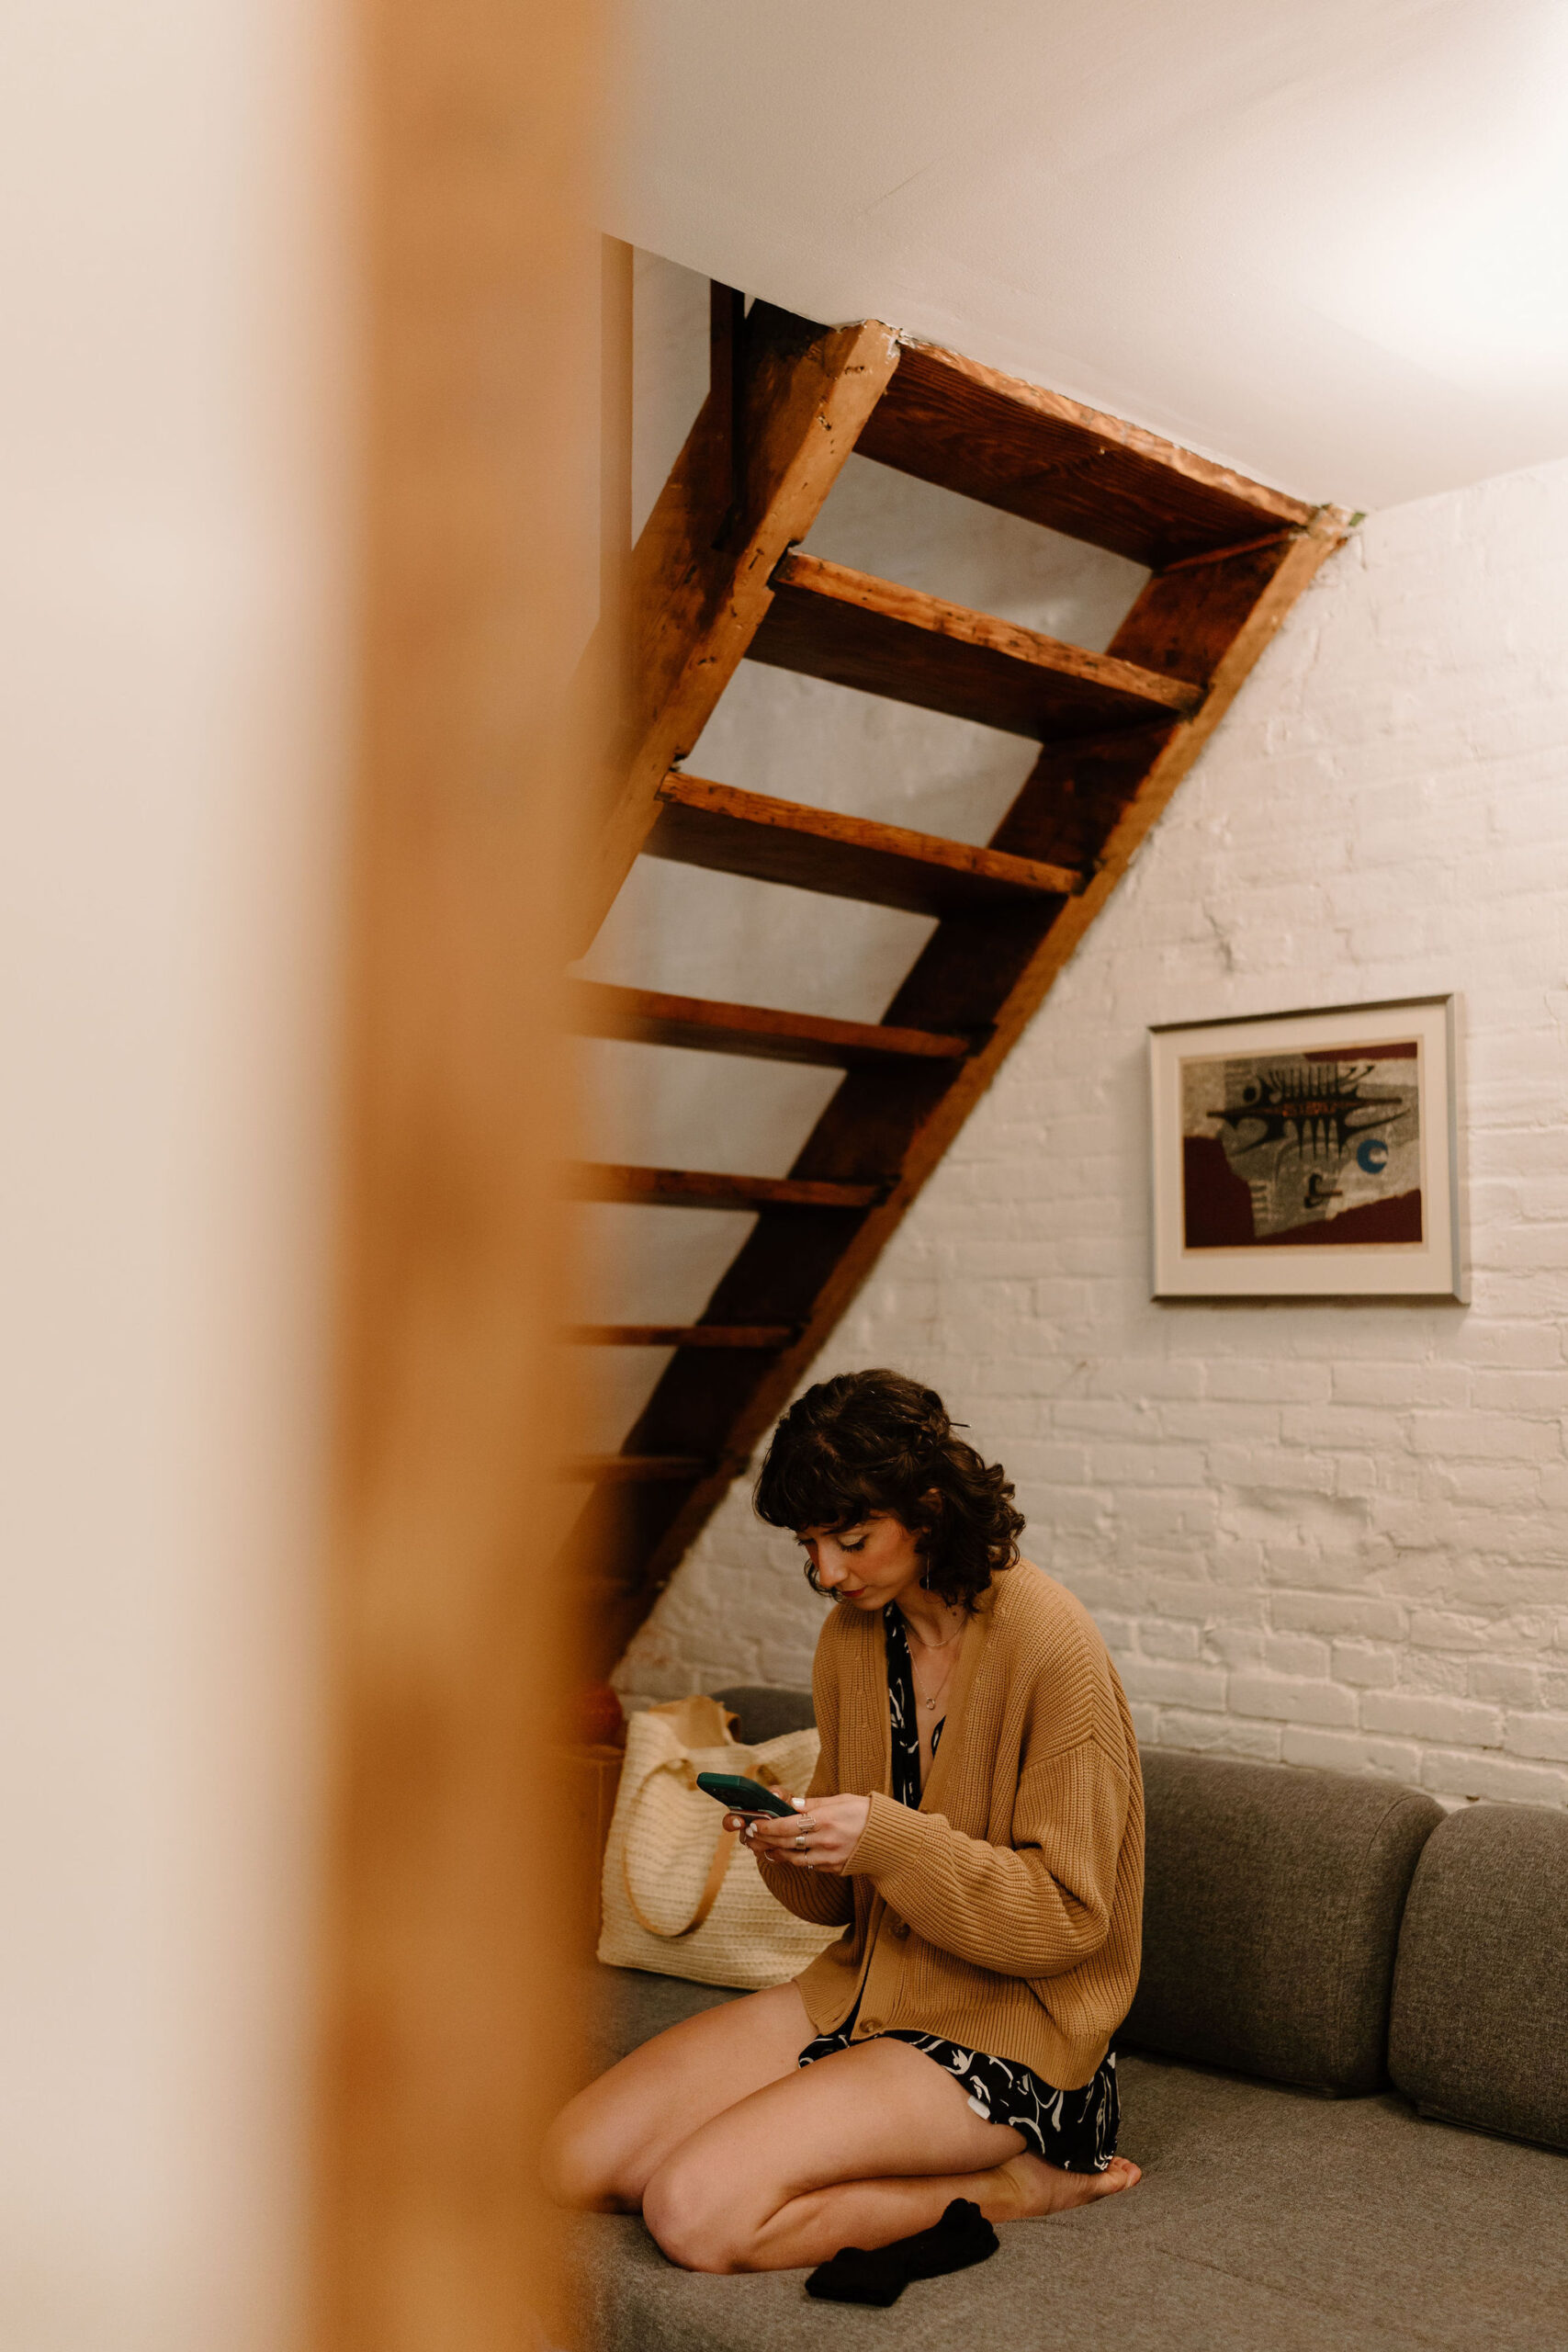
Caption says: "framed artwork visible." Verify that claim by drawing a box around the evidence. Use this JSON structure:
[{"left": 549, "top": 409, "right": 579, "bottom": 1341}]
[{"left": 1149, "top": 995, "right": 1464, "bottom": 1300}]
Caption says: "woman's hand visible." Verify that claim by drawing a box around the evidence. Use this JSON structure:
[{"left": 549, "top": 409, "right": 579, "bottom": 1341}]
[{"left": 722, "top": 1793, "right": 871, "bottom": 1875}]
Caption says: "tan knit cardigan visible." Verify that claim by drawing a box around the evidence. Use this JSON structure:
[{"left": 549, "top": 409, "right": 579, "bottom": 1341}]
[{"left": 755, "top": 1561, "right": 1144, "bottom": 2091}]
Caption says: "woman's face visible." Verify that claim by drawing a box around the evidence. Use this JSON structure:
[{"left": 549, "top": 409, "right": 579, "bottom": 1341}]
[{"left": 796, "top": 1511, "right": 925, "bottom": 1611}]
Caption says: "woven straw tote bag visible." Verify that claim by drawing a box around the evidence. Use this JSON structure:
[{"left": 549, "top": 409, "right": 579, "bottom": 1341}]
[{"left": 597, "top": 1694, "right": 845, "bottom": 1989}]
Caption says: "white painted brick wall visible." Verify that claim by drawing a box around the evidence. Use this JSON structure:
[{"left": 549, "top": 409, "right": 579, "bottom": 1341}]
[{"left": 616, "top": 454, "right": 1568, "bottom": 1811}]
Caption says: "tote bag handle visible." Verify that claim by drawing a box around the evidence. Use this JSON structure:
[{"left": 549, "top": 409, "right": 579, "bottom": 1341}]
[{"left": 619, "top": 1755, "right": 788, "bottom": 1940}]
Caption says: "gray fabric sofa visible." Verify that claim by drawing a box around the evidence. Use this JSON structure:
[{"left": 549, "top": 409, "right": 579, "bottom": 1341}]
[{"left": 573, "top": 1688, "right": 1568, "bottom": 2351}]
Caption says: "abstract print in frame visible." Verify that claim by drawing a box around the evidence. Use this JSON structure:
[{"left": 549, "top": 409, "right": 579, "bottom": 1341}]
[{"left": 1149, "top": 997, "right": 1464, "bottom": 1299}]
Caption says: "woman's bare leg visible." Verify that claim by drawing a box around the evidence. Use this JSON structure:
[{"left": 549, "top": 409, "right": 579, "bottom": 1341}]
[
  {"left": 641, "top": 2037, "right": 1139, "bottom": 2273},
  {"left": 541, "top": 1983, "right": 812, "bottom": 2211}
]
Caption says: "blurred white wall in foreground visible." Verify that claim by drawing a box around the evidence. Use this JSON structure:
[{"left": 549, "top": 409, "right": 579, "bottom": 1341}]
[{"left": 0, "top": 2, "right": 352, "bottom": 2345}]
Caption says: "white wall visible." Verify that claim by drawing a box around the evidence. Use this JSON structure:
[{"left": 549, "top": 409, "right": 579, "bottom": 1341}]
[
  {"left": 0, "top": 2, "right": 349, "bottom": 2344},
  {"left": 615, "top": 451, "right": 1568, "bottom": 1815},
  {"left": 611, "top": 0, "right": 1568, "bottom": 510}
]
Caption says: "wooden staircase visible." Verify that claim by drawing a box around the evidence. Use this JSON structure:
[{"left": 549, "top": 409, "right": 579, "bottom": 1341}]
[{"left": 570, "top": 293, "right": 1350, "bottom": 1673}]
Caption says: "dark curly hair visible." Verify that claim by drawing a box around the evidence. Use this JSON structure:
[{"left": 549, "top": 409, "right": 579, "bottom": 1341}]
[{"left": 752, "top": 1368, "right": 1024, "bottom": 1611}]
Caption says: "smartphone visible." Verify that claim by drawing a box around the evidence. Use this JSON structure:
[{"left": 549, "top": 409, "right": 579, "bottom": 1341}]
[{"left": 694, "top": 1770, "right": 797, "bottom": 1818}]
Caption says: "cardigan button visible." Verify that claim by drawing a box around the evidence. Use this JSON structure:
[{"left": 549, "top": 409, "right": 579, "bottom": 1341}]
[
  {"left": 859, "top": 2015, "right": 883, "bottom": 2034},
  {"left": 890, "top": 1920, "right": 909, "bottom": 1940}
]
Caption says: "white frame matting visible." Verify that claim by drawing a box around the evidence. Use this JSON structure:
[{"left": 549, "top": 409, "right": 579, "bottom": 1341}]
[{"left": 1149, "top": 994, "right": 1464, "bottom": 1300}]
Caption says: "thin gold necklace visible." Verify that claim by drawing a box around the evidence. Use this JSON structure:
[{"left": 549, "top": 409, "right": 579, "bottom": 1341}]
[
  {"left": 907, "top": 1615, "right": 964, "bottom": 1652},
  {"left": 910, "top": 1642, "right": 959, "bottom": 1713}
]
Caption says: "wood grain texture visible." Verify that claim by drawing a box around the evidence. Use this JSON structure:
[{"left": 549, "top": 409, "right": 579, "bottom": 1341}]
[
  {"left": 562, "top": 1454, "right": 714, "bottom": 1484},
  {"left": 750, "top": 549, "right": 1201, "bottom": 738},
  {"left": 568, "top": 978, "right": 970, "bottom": 1068},
  {"left": 566, "top": 1161, "right": 884, "bottom": 1211},
  {"left": 645, "top": 772, "right": 1081, "bottom": 913},
  {"left": 585, "top": 308, "right": 900, "bottom": 941},
  {"left": 1107, "top": 536, "right": 1301, "bottom": 686},
  {"left": 856, "top": 338, "right": 1314, "bottom": 567},
  {"left": 564, "top": 1324, "right": 795, "bottom": 1348},
  {"left": 316, "top": 0, "right": 602, "bottom": 2345},
  {"left": 987, "top": 728, "right": 1178, "bottom": 873}
]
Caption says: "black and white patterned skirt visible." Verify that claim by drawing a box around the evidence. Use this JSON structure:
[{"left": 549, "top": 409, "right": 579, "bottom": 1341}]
[{"left": 798, "top": 2016, "right": 1119, "bottom": 2172}]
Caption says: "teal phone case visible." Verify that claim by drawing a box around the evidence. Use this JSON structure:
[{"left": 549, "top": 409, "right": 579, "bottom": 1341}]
[{"left": 694, "top": 1770, "right": 796, "bottom": 1817}]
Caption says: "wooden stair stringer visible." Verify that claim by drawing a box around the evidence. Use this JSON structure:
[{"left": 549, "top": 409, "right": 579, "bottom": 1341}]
[{"left": 584, "top": 306, "right": 901, "bottom": 943}]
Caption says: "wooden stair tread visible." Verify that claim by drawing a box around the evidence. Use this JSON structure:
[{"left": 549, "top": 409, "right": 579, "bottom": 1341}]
[
  {"left": 567, "top": 1161, "right": 883, "bottom": 1211},
  {"left": 749, "top": 550, "right": 1201, "bottom": 741},
  {"left": 855, "top": 339, "right": 1315, "bottom": 570},
  {"left": 561, "top": 1454, "right": 711, "bottom": 1484},
  {"left": 564, "top": 1323, "right": 796, "bottom": 1349},
  {"left": 568, "top": 979, "right": 971, "bottom": 1069},
  {"left": 645, "top": 773, "right": 1082, "bottom": 917}
]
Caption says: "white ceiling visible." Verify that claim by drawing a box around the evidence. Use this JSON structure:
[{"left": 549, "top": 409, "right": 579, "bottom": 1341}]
[{"left": 607, "top": 0, "right": 1568, "bottom": 510}]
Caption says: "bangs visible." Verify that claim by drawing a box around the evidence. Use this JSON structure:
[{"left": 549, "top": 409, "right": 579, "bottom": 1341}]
[{"left": 753, "top": 1437, "right": 889, "bottom": 1535}]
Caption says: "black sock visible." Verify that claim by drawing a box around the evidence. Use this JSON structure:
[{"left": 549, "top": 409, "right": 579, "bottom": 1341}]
[{"left": 806, "top": 2198, "right": 999, "bottom": 2306}]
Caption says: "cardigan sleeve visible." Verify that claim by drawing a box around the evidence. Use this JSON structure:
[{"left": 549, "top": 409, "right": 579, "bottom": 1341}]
[
  {"left": 752, "top": 1638, "right": 854, "bottom": 1929},
  {"left": 844, "top": 1736, "right": 1129, "bottom": 1978}
]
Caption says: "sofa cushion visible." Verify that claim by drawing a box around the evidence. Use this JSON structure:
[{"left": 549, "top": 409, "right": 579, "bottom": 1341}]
[
  {"left": 592, "top": 1963, "right": 746, "bottom": 2073},
  {"left": 1122, "top": 1749, "right": 1442, "bottom": 2093},
  {"left": 712, "top": 1686, "right": 816, "bottom": 1744},
  {"left": 1388, "top": 1800, "right": 1568, "bottom": 2152},
  {"left": 572, "top": 2032, "right": 1568, "bottom": 2352}
]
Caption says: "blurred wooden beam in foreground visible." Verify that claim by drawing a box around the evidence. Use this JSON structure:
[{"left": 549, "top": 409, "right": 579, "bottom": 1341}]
[{"left": 311, "top": 3, "right": 605, "bottom": 2346}]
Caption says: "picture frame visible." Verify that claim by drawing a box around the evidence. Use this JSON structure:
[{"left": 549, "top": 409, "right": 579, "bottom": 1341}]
[{"left": 1149, "top": 995, "right": 1464, "bottom": 1300}]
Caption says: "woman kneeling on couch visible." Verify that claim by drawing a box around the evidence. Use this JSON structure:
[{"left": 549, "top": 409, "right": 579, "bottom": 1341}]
[{"left": 544, "top": 1368, "right": 1144, "bottom": 2272}]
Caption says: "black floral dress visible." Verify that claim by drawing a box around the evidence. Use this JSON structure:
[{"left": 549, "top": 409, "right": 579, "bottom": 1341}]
[{"left": 796, "top": 1604, "right": 1120, "bottom": 2172}]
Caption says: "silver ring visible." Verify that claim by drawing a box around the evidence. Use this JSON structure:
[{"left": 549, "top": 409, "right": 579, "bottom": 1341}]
[{"left": 795, "top": 1832, "right": 807, "bottom": 1849}]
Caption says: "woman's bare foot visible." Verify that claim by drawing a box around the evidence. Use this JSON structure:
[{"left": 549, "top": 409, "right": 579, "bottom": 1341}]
[{"left": 986, "top": 2152, "right": 1141, "bottom": 2222}]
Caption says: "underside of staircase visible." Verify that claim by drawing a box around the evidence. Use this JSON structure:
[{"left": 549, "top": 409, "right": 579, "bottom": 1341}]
[{"left": 569, "top": 291, "right": 1350, "bottom": 1675}]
